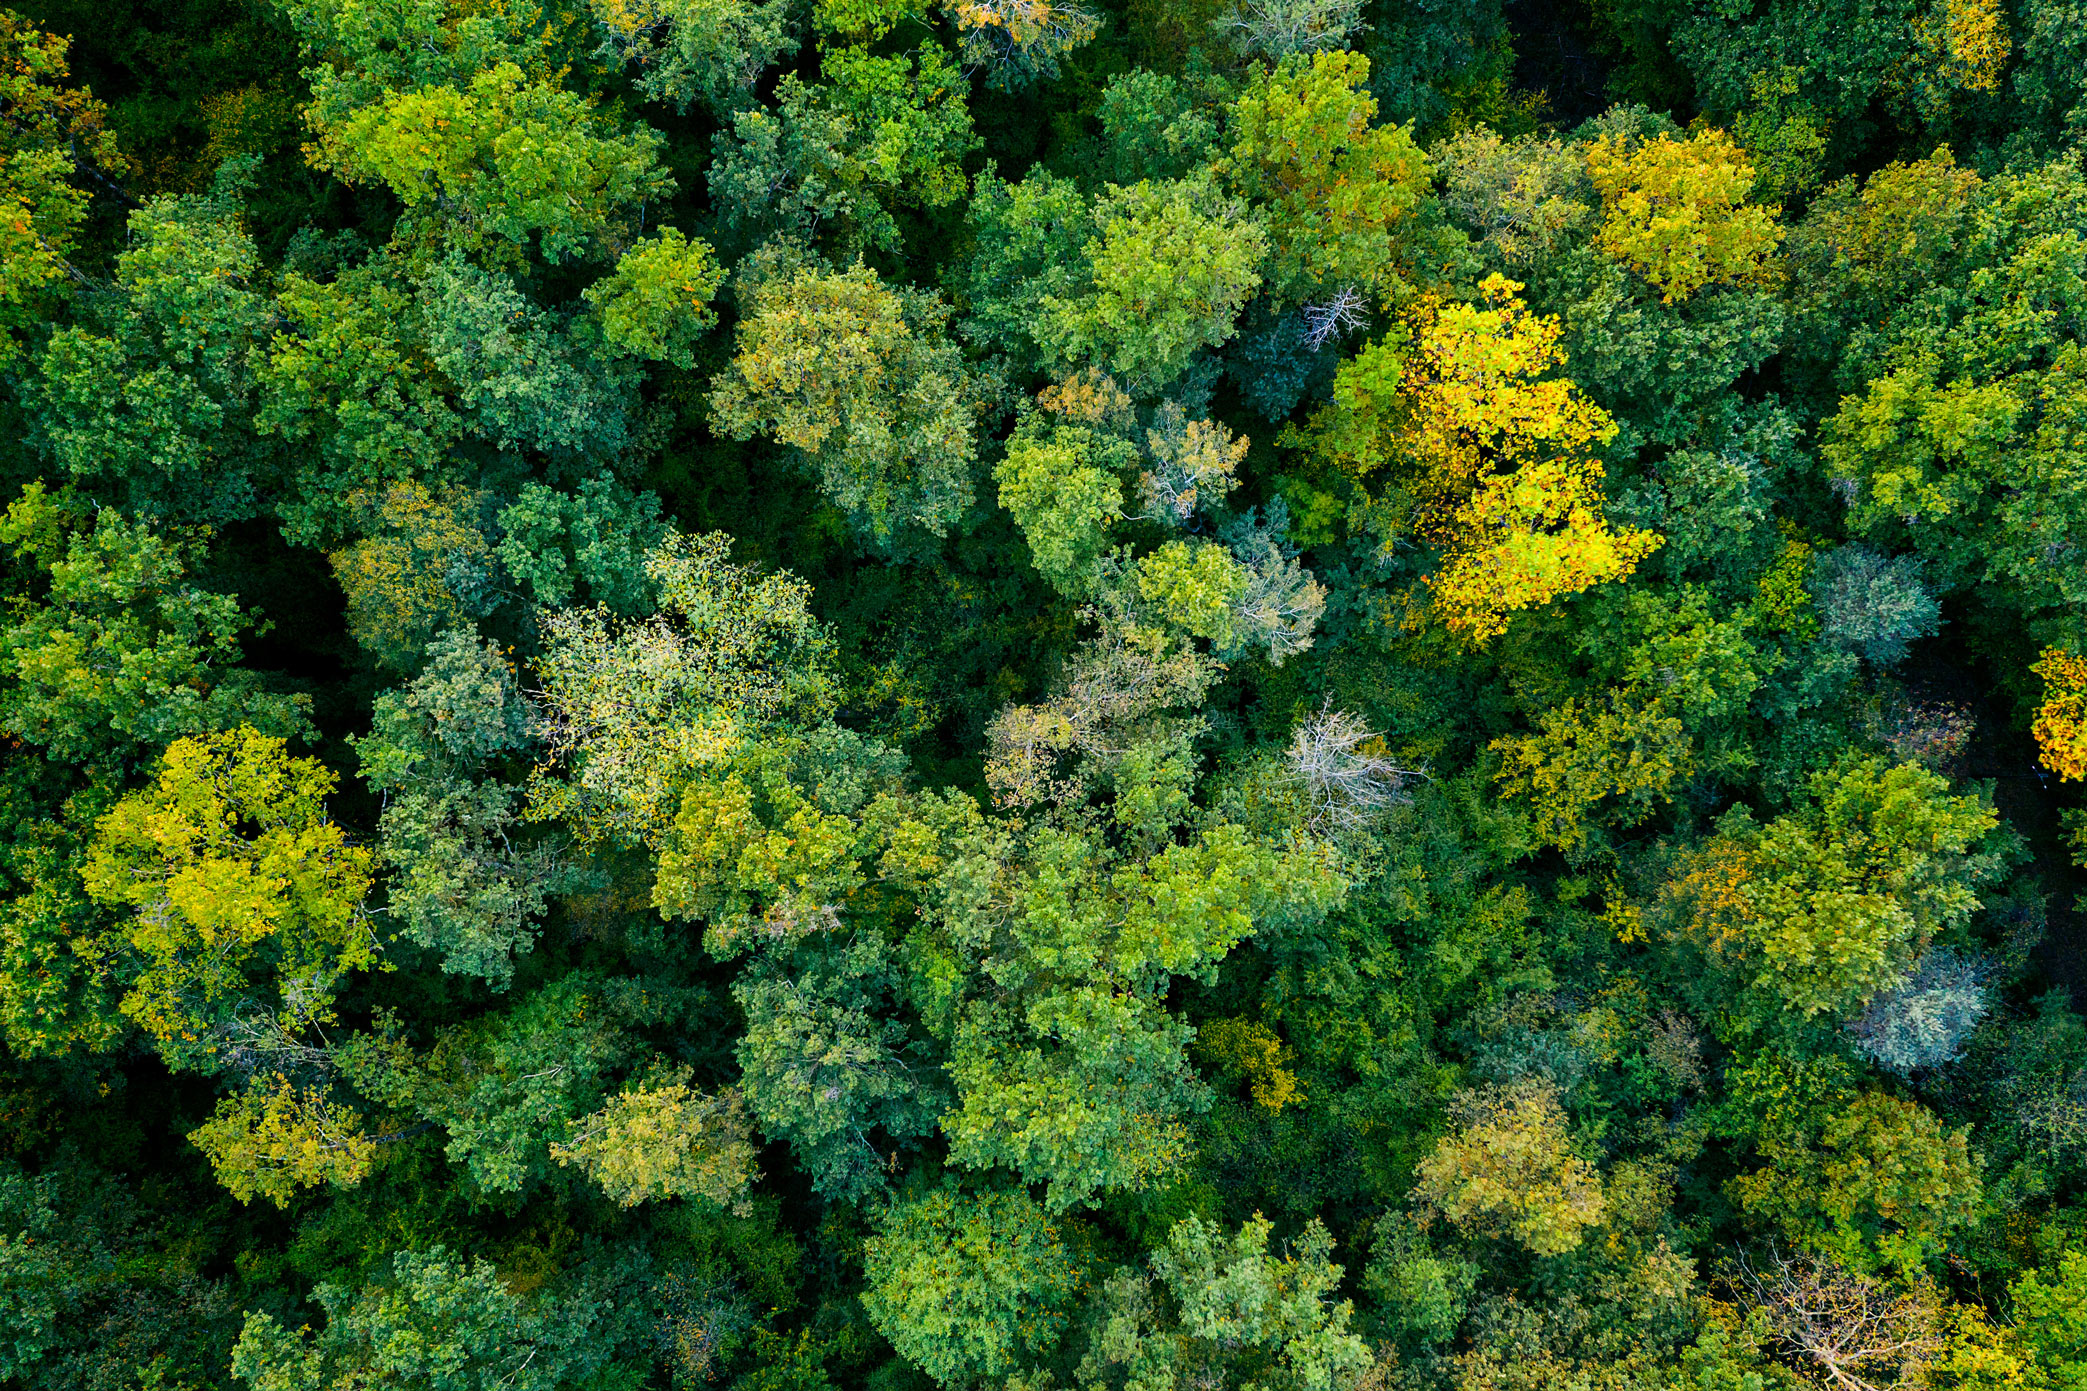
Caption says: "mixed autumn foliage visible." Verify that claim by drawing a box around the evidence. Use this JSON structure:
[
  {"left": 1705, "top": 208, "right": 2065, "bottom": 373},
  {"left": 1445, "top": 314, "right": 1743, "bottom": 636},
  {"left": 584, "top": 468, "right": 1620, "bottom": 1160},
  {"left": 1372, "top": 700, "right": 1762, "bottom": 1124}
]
[{"left": 2, "top": 0, "right": 2087, "bottom": 1387}]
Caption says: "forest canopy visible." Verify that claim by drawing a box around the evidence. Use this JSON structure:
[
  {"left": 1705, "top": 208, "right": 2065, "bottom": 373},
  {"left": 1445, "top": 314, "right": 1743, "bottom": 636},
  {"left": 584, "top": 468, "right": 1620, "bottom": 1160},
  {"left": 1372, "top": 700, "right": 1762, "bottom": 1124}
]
[{"left": 1, "top": 0, "right": 2086, "bottom": 1387}]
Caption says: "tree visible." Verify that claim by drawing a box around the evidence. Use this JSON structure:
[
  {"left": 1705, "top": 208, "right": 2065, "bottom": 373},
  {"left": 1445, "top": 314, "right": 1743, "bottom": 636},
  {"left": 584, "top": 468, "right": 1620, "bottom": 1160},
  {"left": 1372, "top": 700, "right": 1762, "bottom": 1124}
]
[
  {"left": 1815, "top": 158, "right": 2087, "bottom": 623},
  {"left": 707, "top": 46, "right": 978, "bottom": 253},
  {"left": 1039, "top": 176, "right": 1268, "bottom": 389},
  {"left": 582, "top": 226, "right": 724, "bottom": 369},
  {"left": 994, "top": 416, "right": 1130, "bottom": 596},
  {"left": 1412, "top": 1078, "right": 1607, "bottom": 1256},
  {"left": 1211, "top": 0, "right": 1367, "bottom": 60},
  {"left": 0, "top": 483, "right": 309, "bottom": 765},
  {"left": 711, "top": 259, "right": 977, "bottom": 558},
  {"left": 80, "top": 729, "right": 376, "bottom": 1053},
  {"left": 861, "top": 1183, "right": 1077, "bottom": 1386},
  {"left": 0, "top": 14, "right": 122, "bottom": 366},
  {"left": 2032, "top": 646, "right": 2087, "bottom": 780},
  {"left": 188, "top": 1073, "right": 378, "bottom": 1208},
  {"left": 1665, "top": 757, "right": 2001, "bottom": 1024},
  {"left": 1431, "top": 128, "right": 1592, "bottom": 264},
  {"left": 1809, "top": 546, "right": 1942, "bottom": 665},
  {"left": 1284, "top": 707, "right": 1418, "bottom": 834},
  {"left": 256, "top": 258, "right": 467, "bottom": 544},
  {"left": 923, "top": 786, "right": 1346, "bottom": 1205},
  {"left": 1729, "top": 1084, "right": 1983, "bottom": 1271},
  {"left": 1149, "top": 1214, "right": 1371, "bottom": 1391},
  {"left": 2011, "top": 1250, "right": 2087, "bottom": 1388},
  {"left": 419, "top": 256, "right": 643, "bottom": 459},
  {"left": 33, "top": 166, "right": 270, "bottom": 521},
  {"left": 818, "top": 44, "right": 978, "bottom": 213},
  {"left": 1730, "top": 1245, "right": 1946, "bottom": 1391},
  {"left": 1846, "top": 948, "right": 1989, "bottom": 1076},
  {"left": 1197, "top": 1018, "right": 1304, "bottom": 1110},
  {"left": 1584, "top": 129, "right": 1784, "bottom": 303},
  {"left": 550, "top": 1068, "right": 759, "bottom": 1209},
  {"left": 308, "top": 62, "right": 670, "bottom": 262},
  {"left": 368, "top": 970, "right": 689, "bottom": 1194},
  {"left": 946, "top": 0, "right": 1099, "bottom": 89},
  {"left": 328, "top": 481, "right": 498, "bottom": 670},
  {"left": 1225, "top": 52, "right": 1429, "bottom": 302},
  {"left": 734, "top": 943, "right": 945, "bottom": 1201},
  {"left": 356, "top": 628, "right": 567, "bottom": 990},
  {"left": 231, "top": 1247, "right": 602, "bottom": 1391},
  {"left": 529, "top": 530, "right": 838, "bottom": 847},
  {"left": 1135, "top": 538, "right": 1252, "bottom": 646},
  {"left": 1492, "top": 688, "right": 1693, "bottom": 851},
  {"left": 587, "top": 0, "right": 799, "bottom": 114},
  {"left": 957, "top": 168, "right": 1093, "bottom": 368},
  {"left": 495, "top": 477, "right": 667, "bottom": 615},
  {"left": 1306, "top": 274, "right": 1662, "bottom": 643}
]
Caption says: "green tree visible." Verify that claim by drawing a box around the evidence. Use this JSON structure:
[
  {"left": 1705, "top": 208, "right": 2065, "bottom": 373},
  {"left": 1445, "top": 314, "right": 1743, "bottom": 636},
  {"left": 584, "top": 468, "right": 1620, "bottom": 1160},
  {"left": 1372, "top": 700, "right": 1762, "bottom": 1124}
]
[
  {"left": 495, "top": 476, "right": 668, "bottom": 615},
  {"left": 587, "top": 0, "right": 798, "bottom": 114},
  {"left": 1225, "top": 51, "right": 1429, "bottom": 303},
  {"left": 529, "top": 529, "right": 838, "bottom": 847},
  {"left": 232, "top": 1247, "right": 602, "bottom": 1391},
  {"left": 581, "top": 226, "right": 724, "bottom": 369},
  {"left": 861, "top": 1183, "right": 1078, "bottom": 1386},
  {"left": 957, "top": 168, "right": 1093, "bottom": 369},
  {"left": 309, "top": 61, "right": 670, "bottom": 262},
  {"left": 1666, "top": 757, "right": 2003, "bottom": 1025},
  {"left": 256, "top": 257, "right": 468, "bottom": 544},
  {"left": 2012, "top": 1249, "right": 2087, "bottom": 1387},
  {"left": 0, "top": 483, "right": 309, "bottom": 765},
  {"left": 1721, "top": 1053, "right": 1984, "bottom": 1269},
  {"left": 356, "top": 628, "right": 567, "bottom": 990},
  {"left": 1039, "top": 176, "right": 1268, "bottom": 389},
  {"left": 708, "top": 45, "right": 977, "bottom": 253},
  {"left": 0, "top": 14, "right": 122, "bottom": 366},
  {"left": 733, "top": 937, "right": 945, "bottom": 1201},
  {"left": 711, "top": 259, "right": 977, "bottom": 559},
  {"left": 32, "top": 166, "right": 270, "bottom": 521}
]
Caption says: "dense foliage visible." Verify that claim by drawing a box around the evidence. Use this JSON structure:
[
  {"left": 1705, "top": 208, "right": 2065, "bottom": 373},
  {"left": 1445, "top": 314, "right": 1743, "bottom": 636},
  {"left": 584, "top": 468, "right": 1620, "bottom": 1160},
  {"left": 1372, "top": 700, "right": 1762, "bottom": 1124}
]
[{"left": 0, "top": 0, "right": 2085, "bottom": 1387}]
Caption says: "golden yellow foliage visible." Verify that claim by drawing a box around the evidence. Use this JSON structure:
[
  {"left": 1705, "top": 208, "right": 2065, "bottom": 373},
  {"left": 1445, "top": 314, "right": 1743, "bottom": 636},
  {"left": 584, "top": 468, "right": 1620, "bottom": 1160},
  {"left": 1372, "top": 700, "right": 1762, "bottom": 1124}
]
[
  {"left": 1197, "top": 1017, "right": 1303, "bottom": 1110},
  {"left": 1428, "top": 459, "right": 1665, "bottom": 643},
  {"left": 1312, "top": 275, "right": 1659, "bottom": 644},
  {"left": 1908, "top": 0, "right": 2011, "bottom": 98},
  {"left": 82, "top": 728, "right": 377, "bottom": 1045},
  {"left": 2032, "top": 647, "right": 2087, "bottom": 781},
  {"left": 1585, "top": 129, "right": 1784, "bottom": 303}
]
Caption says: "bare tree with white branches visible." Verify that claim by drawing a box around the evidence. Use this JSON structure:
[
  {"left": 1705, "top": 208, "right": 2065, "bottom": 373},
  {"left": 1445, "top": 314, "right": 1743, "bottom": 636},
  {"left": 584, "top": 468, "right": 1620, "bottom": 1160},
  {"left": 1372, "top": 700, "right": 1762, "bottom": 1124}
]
[
  {"left": 1302, "top": 286, "right": 1370, "bottom": 351},
  {"left": 1287, "top": 706, "right": 1424, "bottom": 832},
  {"left": 1731, "top": 1245, "right": 1945, "bottom": 1391}
]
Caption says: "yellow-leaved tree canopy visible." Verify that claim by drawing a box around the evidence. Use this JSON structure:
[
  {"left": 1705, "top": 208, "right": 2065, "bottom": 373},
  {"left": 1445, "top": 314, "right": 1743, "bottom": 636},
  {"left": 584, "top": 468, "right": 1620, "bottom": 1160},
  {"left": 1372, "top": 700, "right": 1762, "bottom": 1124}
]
[{"left": 1304, "top": 273, "right": 1662, "bottom": 643}]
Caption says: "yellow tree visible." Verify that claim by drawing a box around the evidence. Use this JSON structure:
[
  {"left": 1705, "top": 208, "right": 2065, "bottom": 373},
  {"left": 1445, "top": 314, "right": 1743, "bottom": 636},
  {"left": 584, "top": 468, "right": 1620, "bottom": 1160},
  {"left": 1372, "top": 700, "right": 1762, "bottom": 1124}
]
[
  {"left": 1307, "top": 273, "right": 1661, "bottom": 644},
  {"left": 1584, "top": 129, "right": 1784, "bottom": 303},
  {"left": 189, "top": 1073, "right": 378, "bottom": 1207},
  {"left": 81, "top": 728, "right": 376, "bottom": 1048}
]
